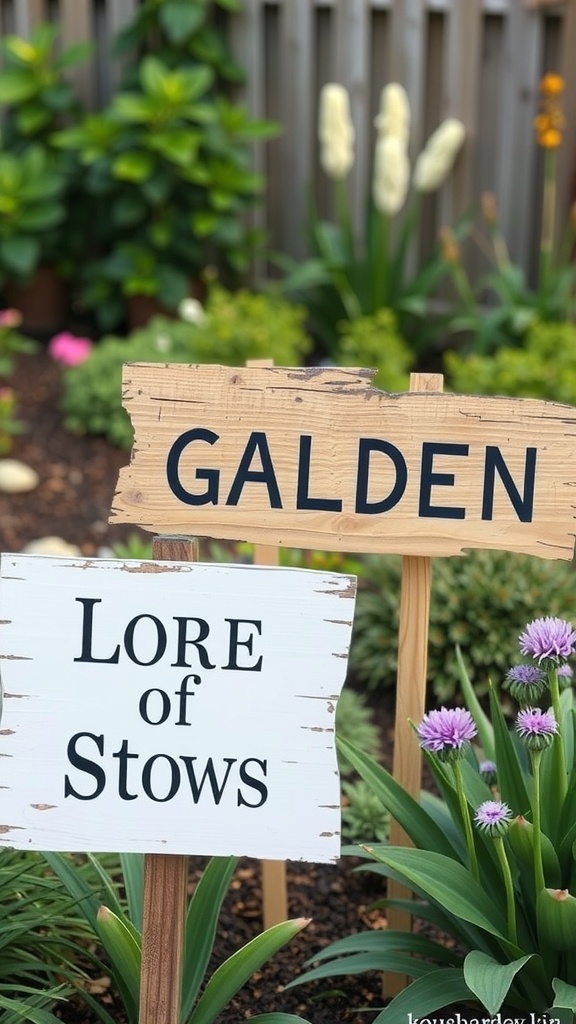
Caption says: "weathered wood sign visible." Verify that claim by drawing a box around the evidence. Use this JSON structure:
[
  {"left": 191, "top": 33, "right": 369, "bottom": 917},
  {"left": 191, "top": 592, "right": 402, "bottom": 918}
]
[
  {"left": 0, "top": 554, "right": 355, "bottom": 862},
  {"left": 112, "top": 364, "right": 576, "bottom": 560}
]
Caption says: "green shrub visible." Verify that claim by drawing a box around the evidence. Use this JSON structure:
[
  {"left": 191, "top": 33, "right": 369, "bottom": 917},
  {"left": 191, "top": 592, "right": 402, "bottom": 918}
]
[
  {"left": 341, "top": 779, "right": 389, "bottom": 844},
  {"left": 349, "top": 548, "right": 576, "bottom": 702},
  {"left": 445, "top": 319, "right": 576, "bottom": 402},
  {"left": 60, "top": 285, "right": 311, "bottom": 447},
  {"left": 335, "top": 686, "right": 381, "bottom": 776},
  {"left": 335, "top": 307, "right": 414, "bottom": 392}
]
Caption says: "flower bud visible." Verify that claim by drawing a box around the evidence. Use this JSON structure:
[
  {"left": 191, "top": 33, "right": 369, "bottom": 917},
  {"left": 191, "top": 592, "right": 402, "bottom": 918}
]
[
  {"left": 413, "top": 118, "right": 466, "bottom": 193},
  {"left": 318, "top": 84, "right": 355, "bottom": 180},
  {"left": 374, "top": 83, "right": 410, "bottom": 147},
  {"left": 372, "top": 134, "right": 410, "bottom": 216},
  {"left": 507, "top": 816, "right": 561, "bottom": 888}
]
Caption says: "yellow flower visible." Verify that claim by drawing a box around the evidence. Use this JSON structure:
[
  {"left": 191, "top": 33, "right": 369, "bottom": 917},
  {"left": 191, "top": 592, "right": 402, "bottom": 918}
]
[
  {"left": 534, "top": 75, "right": 566, "bottom": 149},
  {"left": 540, "top": 73, "right": 564, "bottom": 97}
]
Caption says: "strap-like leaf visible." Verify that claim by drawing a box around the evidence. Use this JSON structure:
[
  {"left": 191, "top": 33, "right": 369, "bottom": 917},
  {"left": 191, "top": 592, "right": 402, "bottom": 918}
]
[{"left": 181, "top": 857, "right": 238, "bottom": 1020}]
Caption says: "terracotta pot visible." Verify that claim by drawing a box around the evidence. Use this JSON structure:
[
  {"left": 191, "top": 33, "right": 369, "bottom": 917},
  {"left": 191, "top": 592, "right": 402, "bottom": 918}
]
[{"left": 4, "top": 265, "right": 68, "bottom": 336}]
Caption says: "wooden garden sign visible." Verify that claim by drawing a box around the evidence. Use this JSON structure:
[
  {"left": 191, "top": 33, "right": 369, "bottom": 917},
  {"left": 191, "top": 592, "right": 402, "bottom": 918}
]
[
  {"left": 111, "top": 361, "right": 576, "bottom": 1002},
  {"left": 0, "top": 554, "right": 354, "bottom": 860}
]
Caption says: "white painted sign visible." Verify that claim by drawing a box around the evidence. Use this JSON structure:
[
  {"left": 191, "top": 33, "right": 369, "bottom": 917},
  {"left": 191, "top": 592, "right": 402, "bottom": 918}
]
[{"left": 0, "top": 555, "right": 356, "bottom": 863}]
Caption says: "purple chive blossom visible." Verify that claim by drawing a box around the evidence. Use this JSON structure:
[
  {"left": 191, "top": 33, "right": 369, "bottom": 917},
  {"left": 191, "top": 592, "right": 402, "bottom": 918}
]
[
  {"left": 474, "top": 800, "right": 513, "bottom": 838},
  {"left": 505, "top": 664, "right": 547, "bottom": 705},
  {"left": 478, "top": 760, "right": 497, "bottom": 785},
  {"left": 416, "top": 707, "right": 477, "bottom": 763},
  {"left": 519, "top": 617, "right": 576, "bottom": 664},
  {"left": 515, "top": 707, "right": 558, "bottom": 751}
]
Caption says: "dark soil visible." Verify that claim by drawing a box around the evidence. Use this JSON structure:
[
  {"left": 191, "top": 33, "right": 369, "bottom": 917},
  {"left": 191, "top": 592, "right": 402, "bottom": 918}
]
[{"left": 1, "top": 352, "right": 473, "bottom": 1023}]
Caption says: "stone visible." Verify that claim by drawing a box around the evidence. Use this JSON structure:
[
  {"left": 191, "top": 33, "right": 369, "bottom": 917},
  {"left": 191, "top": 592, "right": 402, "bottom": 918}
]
[
  {"left": 23, "top": 537, "right": 82, "bottom": 557},
  {"left": 0, "top": 459, "right": 39, "bottom": 494}
]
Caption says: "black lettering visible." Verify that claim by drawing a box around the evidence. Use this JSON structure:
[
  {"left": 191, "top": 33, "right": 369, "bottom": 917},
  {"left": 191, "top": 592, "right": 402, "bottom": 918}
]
[
  {"left": 173, "top": 674, "right": 200, "bottom": 726},
  {"left": 482, "top": 446, "right": 537, "bottom": 523},
  {"left": 355, "top": 438, "right": 407, "bottom": 514},
  {"left": 142, "top": 754, "right": 180, "bottom": 802},
  {"left": 64, "top": 732, "right": 106, "bottom": 800},
  {"left": 297, "top": 435, "right": 342, "bottom": 511},
  {"left": 139, "top": 688, "right": 171, "bottom": 725},
  {"left": 179, "top": 756, "right": 236, "bottom": 804},
  {"left": 419, "top": 441, "right": 468, "bottom": 519},
  {"left": 124, "top": 614, "right": 167, "bottom": 666},
  {"left": 112, "top": 739, "right": 139, "bottom": 800},
  {"left": 223, "top": 619, "right": 263, "bottom": 672},
  {"left": 166, "top": 427, "right": 219, "bottom": 505},
  {"left": 171, "top": 617, "right": 215, "bottom": 669},
  {"left": 226, "top": 431, "right": 282, "bottom": 508},
  {"left": 74, "top": 598, "right": 120, "bottom": 664},
  {"left": 237, "top": 758, "right": 268, "bottom": 807}
]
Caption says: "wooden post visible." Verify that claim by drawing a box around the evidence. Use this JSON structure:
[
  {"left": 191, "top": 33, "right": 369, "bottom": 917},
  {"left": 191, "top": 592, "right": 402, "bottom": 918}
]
[
  {"left": 247, "top": 359, "right": 289, "bottom": 930},
  {"left": 384, "top": 373, "right": 444, "bottom": 997},
  {"left": 138, "top": 535, "right": 197, "bottom": 1024}
]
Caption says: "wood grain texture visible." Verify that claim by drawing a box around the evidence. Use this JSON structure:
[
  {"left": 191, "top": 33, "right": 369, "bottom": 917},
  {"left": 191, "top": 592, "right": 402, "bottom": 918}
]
[
  {"left": 112, "top": 364, "right": 576, "bottom": 561},
  {"left": 141, "top": 537, "right": 196, "bottom": 1024},
  {"left": 385, "top": 374, "right": 440, "bottom": 997}
]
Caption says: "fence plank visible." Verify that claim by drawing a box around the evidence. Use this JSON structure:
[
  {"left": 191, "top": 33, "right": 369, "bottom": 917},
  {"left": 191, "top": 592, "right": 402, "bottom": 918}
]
[
  {"left": 333, "top": 0, "right": 372, "bottom": 236},
  {"left": 58, "top": 0, "right": 94, "bottom": 108},
  {"left": 494, "top": 3, "right": 543, "bottom": 267},
  {"left": 13, "top": 0, "right": 45, "bottom": 35},
  {"left": 277, "top": 0, "right": 315, "bottom": 259}
]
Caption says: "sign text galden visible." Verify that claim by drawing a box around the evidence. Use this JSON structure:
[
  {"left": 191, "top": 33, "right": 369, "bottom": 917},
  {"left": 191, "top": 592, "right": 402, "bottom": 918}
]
[
  {"left": 0, "top": 555, "right": 355, "bottom": 861},
  {"left": 111, "top": 364, "right": 576, "bottom": 560}
]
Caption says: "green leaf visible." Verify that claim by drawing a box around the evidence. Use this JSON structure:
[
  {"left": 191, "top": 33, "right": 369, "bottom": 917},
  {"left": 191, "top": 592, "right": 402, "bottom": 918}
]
[
  {"left": 96, "top": 906, "right": 141, "bottom": 1024},
  {"left": 336, "top": 738, "right": 457, "bottom": 857},
  {"left": 159, "top": 2, "right": 206, "bottom": 44},
  {"left": 456, "top": 644, "right": 494, "bottom": 759},
  {"left": 365, "top": 846, "right": 510, "bottom": 942},
  {"left": 189, "top": 919, "right": 309, "bottom": 1024},
  {"left": 113, "top": 151, "right": 155, "bottom": 183},
  {"left": 120, "top": 854, "right": 144, "bottom": 933},
  {"left": 42, "top": 851, "right": 102, "bottom": 930},
  {"left": 370, "top": 969, "right": 472, "bottom": 1024},
  {"left": 250, "top": 1018, "right": 314, "bottom": 1024},
  {"left": 553, "top": 977, "right": 576, "bottom": 1010},
  {"left": 288, "top": 950, "right": 436, "bottom": 985},
  {"left": 0, "top": 236, "right": 39, "bottom": 276},
  {"left": 0, "top": 71, "right": 37, "bottom": 103},
  {"left": 301, "top": 928, "right": 459, "bottom": 967},
  {"left": 463, "top": 950, "right": 533, "bottom": 1014},
  {"left": 181, "top": 857, "right": 238, "bottom": 1018},
  {"left": 488, "top": 682, "right": 530, "bottom": 816},
  {"left": 56, "top": 40, "right": 94, "bottom": 70},
  {"left": 0, "top": 995, "right": 63, "bottom": 1023}
]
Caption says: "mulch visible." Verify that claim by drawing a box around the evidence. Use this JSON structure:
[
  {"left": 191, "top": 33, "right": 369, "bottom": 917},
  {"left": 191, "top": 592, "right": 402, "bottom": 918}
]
[{"left": 2, "top": 351, "right": 475, "bottom": 1023}]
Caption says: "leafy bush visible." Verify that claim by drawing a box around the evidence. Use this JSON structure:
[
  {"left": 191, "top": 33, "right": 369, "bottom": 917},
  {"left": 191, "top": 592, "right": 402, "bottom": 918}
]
[
  {"left": 349, "top": 549, "right": 576, "bottom": 702},
  {"left": 334, "top": 308, "right": 413, "bottom": 391},
  {"left": 60, "top": 285, "right": 310, "bottom": 447},
  {"left": 341, "top": 779, "right": 389, "bottom": 844},
  {"left": 445, "top": 320, "right": 576, "bottom": 402}
]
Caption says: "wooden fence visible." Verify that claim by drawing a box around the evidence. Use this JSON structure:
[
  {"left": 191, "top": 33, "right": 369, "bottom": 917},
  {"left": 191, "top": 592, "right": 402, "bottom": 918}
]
[{"left": 2, "top": 0, "right": 575, "bottom": 283}]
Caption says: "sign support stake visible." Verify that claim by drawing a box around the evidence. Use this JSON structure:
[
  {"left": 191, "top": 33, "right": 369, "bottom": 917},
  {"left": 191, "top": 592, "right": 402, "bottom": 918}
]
[
  {"left": 254, "top": 539, "right": 288, "bottom": 930},
  {"left": 247, "top": 358, "right": 289, "bottom": 930},
  {"left": 385, "top": 372, "right": 443, "bottom": 997},
  {"left": 138, "top": 535, "right": 198, "bottom": 1024}
]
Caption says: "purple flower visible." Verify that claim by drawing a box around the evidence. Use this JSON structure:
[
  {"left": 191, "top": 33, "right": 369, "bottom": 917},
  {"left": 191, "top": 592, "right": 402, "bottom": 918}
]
[
  {"left": 515, "top": 707, "right": 558, "bottom": 750},
  {"left": 558, "top": 663, "right": 574, "bottom": 691},
  {"left": 478, "top": 760, "right": 497, "bottom": 785},
  {"left": 474, "top": 800, "right": 513, "bottom": 837},
  {"left": 416, "top": 707, "right": 476, "bottom": 762},
  {"left": 519, "top": 617, "right": 576, "bottom": 664},
  {"left": 505, "top": 664, "right": 547, "bottom": 705}
]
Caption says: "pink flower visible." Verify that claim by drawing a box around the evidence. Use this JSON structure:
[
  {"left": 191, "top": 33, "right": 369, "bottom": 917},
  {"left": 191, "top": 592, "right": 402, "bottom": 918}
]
[
  {"left": 0, "top": 308, "right": 23, "bottom": 328},
  {"left": 48, "top": 332, "right": 92, "bottom": 367}
]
